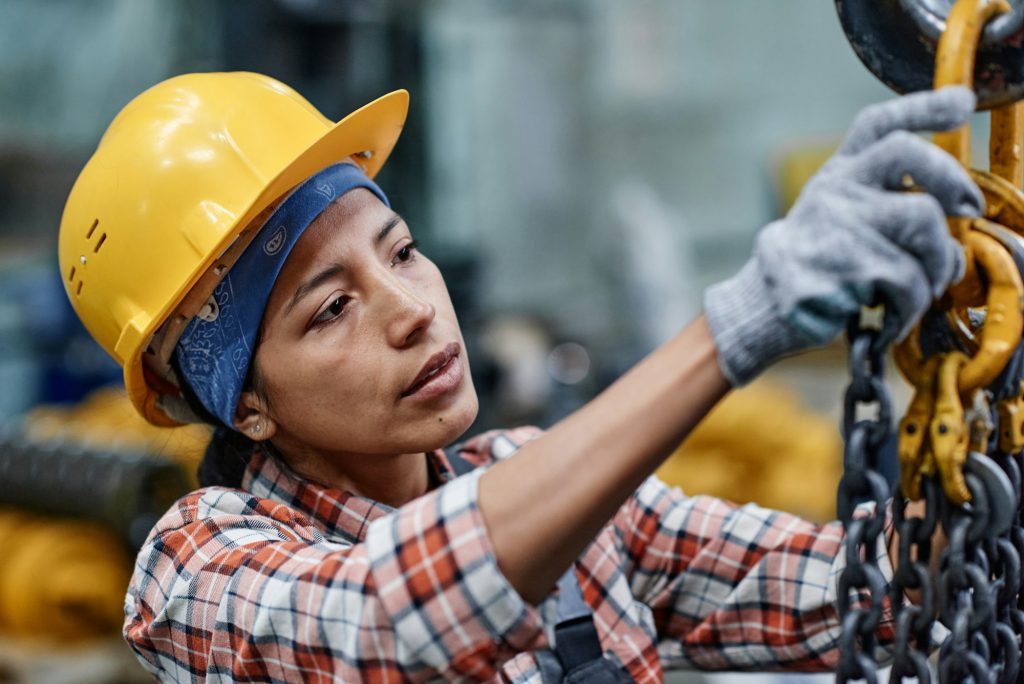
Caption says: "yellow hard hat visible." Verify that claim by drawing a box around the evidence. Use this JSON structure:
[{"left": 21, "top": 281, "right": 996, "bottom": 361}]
[{"left": 59, "top": 72, "right": 408, "bottom": 426}]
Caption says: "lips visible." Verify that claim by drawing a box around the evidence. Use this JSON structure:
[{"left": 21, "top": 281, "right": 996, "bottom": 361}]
[{"left": 402, "top": 342, "right": 463, "bottom": 398}]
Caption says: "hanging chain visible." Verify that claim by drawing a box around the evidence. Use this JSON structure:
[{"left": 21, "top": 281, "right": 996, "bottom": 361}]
[
  {"left": 838, "top": 325, "right": 1024, "bottom": 684},
  {"left": 949, "top": 351, "right": 1024, "bottom": 684},
  {"left": 837, "top": 319, "right": 894, "bottom": 684},
  {"left": 936, "top": 464, "right": 999, "bottom": 683},
  {"left": 992, "top": 355, "right": 1024, "bottom": 684},
  {"left": 889, "top": 477, "right": 939, "bottom": 682},
  {"left": 835, "top": 1, "right": 1024, "bottom": 682}
]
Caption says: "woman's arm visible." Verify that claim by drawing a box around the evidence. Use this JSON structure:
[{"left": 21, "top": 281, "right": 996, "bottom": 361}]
[
  {"left": 480, "top": 86, "right": 984, "bottom": 606},
  {"left": 479, "top": 314, "right": 730, "bottom": 603}
]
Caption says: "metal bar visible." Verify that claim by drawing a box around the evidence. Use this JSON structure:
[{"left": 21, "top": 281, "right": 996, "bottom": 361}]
[
  {"left": 932, "top": 0, "right": 1010, "bottom": 166},
  {"left": 990, "top": 102, "right": 1024, "bottom": 189}
]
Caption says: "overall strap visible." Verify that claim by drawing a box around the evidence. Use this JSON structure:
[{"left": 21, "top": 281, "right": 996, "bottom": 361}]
[
  {"left": 442, "top": 445, "right": 476, "bottom": 477},
  {"left": 553, "top": 566, "right": 604, "bottom": 671}
]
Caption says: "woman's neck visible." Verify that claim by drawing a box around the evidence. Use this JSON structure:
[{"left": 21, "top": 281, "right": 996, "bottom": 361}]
[{"left": 276, "top": 445, "right": 430, "bottom": 509}]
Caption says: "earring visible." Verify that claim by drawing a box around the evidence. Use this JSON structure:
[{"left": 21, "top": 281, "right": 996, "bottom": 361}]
[{"left": 251, "top": 424, "right": 262, "bottom": 434}]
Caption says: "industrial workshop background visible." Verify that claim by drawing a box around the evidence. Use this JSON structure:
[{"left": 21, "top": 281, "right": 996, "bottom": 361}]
[{"left": 0, "top": 0, "right": 979, "bottom": 681}]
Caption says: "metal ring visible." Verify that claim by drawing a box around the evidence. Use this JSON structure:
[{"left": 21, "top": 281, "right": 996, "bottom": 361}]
[
  {"left": 993, "top": 537, "right": 1022, "bottom": 601},
  {"left": 836, "top": 0, "right": 1024, "bottom": 109},
  {"left": 837, "top": 612, "right": 882, "bottom": 684},
  {"left": 899, "top": 0, "right": 1024, "bottom": 46},
  {"left": 838, "top": 560, "right": 888, "bottom": 629}
]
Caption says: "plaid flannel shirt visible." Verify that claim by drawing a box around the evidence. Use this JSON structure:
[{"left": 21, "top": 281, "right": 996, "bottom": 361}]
[{"left": 124, "top": 427, "right": 898, "bottom": 682}]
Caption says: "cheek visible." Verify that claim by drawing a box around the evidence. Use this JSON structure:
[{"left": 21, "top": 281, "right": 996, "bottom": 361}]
[
  {"left": 260, "top": 342, "right": 378, "bottom": 419},
  {"left": 262, "top": 337, "right": 354, "bottom": 403}
]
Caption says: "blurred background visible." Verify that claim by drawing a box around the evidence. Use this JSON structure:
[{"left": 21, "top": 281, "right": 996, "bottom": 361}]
[{"left": 0, "top": 0, "right": 981, "bottom": 681}]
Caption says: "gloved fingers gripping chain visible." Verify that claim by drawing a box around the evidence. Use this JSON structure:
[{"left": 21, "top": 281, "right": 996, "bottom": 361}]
[
  {"left": 874, "top": 264, "right": 935, "bottom": 345},
  {"left": 850, "top": 130, "right": 984, "bottom": 217},
  {"left": 861, "top": 189, "right": 967, "bottom": 298},
  {"left": 838, "top": 85, "right": 978, "bottom": 157},
  {"left": 706, "top": 88, "right": 990, "bottom": 388},
  {"left": 741, "top": 185, "right": 947, "bottom": 352}
]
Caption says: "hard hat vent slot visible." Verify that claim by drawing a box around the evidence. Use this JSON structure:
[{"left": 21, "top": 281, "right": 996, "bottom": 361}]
[
  {"left": 86, "top": 219, "right": 98, "bottom": 240},
  {"left": 93, "top": 233, "right": 107, "bottom": 253},
  {"left": 68, "top": 266, "right": 76, "bottom": 282},
  {"left": 76, "top": 281, "right": 83, "bottom": 296}
]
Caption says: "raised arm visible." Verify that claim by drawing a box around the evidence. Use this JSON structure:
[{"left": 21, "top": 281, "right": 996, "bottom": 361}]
[
  {"left": 479, "top": 86, "right": 983, "bottom": 605},
  {"left": 479, "top": 315, "right": 728, "bottom": 604}
]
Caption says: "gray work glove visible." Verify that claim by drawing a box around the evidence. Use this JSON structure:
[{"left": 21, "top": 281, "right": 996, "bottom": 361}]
[{"left": 704, "top": 86, "right": 983, "bottom": 386}]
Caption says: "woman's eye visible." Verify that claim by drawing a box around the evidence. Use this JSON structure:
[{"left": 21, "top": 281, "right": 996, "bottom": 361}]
[
  {"left": 313, "top": 296, "right": 348, "bottom": 328},
  {"left": 393, "top": 240, "right": 419, "bottom": 266}
]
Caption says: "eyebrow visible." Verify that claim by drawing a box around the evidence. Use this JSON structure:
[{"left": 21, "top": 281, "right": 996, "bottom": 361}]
[
  {"left": 284, "top": 214, "right": 406, "bottom": 317},
  {"left": 376, "top": 214, "right": 403, "bottom": 244},
  {"left": 285, "top": 263, "right": 345, "bottom": 317}
]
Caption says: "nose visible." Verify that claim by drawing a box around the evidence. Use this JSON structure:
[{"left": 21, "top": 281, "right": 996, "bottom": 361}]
[{"left": 375, "top": 272, "right": 435, "bottom": 348}]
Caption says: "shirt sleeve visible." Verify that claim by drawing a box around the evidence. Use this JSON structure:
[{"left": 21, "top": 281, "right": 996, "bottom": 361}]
[
  {"left": 616, "top": 475, "right": 898, "bottom": 672},
  {"left": 124, "top": 470, "right": 545, "bottom": 682}
]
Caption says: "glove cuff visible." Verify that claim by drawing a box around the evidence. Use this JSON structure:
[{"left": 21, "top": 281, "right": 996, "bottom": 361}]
[{"left": 703, "top": 259, "right": 804, "bottom": 386}]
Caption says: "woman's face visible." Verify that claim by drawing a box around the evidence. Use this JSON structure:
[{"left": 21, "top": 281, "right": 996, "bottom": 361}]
[{"left": 247, "top": 188, "right": 478, "bottom": 459}]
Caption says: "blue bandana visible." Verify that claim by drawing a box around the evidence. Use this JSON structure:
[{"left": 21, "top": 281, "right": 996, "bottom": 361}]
[{"left": 174, "top": 163, "right": 388, "bottom": 428}]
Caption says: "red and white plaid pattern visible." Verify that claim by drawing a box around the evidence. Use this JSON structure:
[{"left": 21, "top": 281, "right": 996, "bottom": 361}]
[{"left": 125, "top": 427, "right": 898, "bottom": 682}]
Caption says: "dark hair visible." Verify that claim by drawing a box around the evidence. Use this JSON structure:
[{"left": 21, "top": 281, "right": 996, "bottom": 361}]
[{"left": 170, "top": 352, "right": 266, "bottom": 489}]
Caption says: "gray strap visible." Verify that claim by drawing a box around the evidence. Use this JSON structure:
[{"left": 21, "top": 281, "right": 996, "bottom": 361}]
[
  {"left": 443, "top": 446, "right": 475, "bottom": 477},
  {"left": 555, "top": 566, "right": 591, "bottom": 622}
]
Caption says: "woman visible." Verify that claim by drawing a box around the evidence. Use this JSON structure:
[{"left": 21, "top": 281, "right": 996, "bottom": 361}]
[{"left": 60, "top": 72, "right": 978, "bottom": 682}]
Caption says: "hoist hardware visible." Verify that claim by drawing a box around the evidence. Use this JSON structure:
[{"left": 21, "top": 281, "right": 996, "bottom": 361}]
[
  {"left": 933, "top": 172, "right": 1024, "bottom": 354},
  {"left": 895, "top": 230, "right": 1023, "bottom": 397},
  {"left": 838, "top": 0, "right": 1024, "bottom": 680},
  {"left": 835, "top": 0, "right": 1024, "bottom": 110},
  {"left": 901, "top": 0, "right": 1024, "bottom": 45},
  {"left": 958, "top": 450, "right": 1018, "bottom": 538},
  {"left": 930, "top": 352, "right": 972, "bottom": 503},
  {"left": 898, "top": 355, "right": 941, "bottom": 500}
]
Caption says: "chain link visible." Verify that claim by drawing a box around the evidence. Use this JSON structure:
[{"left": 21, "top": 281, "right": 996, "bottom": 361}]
[
  {"left": 837, "top": 325, "right": 893, "bottom": 683},
  {"left": 890, "top": 477, "right": 939, "bottom": 682},
  {"left": 839, "top": 313, "right": 1024, "bottom": 683},
  {"left": 987, "top": 448, "right": 1023, "bottom": 683}
]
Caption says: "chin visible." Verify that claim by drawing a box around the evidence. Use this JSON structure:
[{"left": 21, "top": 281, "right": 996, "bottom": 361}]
[{"left": 433, "top": 388, "right": 479, "bottom": 445}]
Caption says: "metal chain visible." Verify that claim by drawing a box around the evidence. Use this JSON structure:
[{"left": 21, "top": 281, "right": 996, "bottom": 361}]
[
  {"left": 839, "top": 313, "right": 1024, "bottom": 683},
  {"left": 936, "top": 471, "right": 998, "bottom": 683},
  {"left": 890, "top": 477, "right": 939, "bottom": 682},
  {"left": 987, "top": 440, "right": 1024, "bottom": 683},
  {"left": 837, "top": 323, "right": 894, "bottom": 684},
  {"left": 969, "top": 347, "right": 1024, "bottom": 683}
]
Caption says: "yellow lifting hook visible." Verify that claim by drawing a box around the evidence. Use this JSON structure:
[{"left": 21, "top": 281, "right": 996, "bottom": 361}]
[{"left": 894, "top": 0, "right": 1024, "bottom": 506}]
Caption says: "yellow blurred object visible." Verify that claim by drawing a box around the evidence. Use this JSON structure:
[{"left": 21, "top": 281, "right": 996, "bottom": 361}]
[
  {"left": 0, "top": 511, "right": 131, "bottom": 642},
  {"left": 59, "top": 72, "right": 409, "bottom": 426},
  {"left": 24, "top": 386, "right": 209, "bottom": 487},
  {"left": 657, "top": 379, "right": 842, "bottom": 522}
]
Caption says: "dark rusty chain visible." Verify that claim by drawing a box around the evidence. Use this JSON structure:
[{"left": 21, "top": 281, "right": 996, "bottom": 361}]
[
  {"left": 1004, "top": 449, "right": 1024, "bottom": 683},
  {"left": 943, "top": 344, "right": 1024, "bottom": 684},
  {"left": 890, "top": 478, "right": 939, "bottom": 683},
  {"left": 839, "top": 310, "right": 1024, "bottom": 684},
  {"left": 978, "top": 382, "right": 1019, "bottom": 679},
  {"left": 834, "top": 1, "right": 1024, "bottom": 680},
  {"left": 936, "top": 470, "right": 998, "bottom": 683},
  {"left": 837, "top": 321, "right": 894, "bottom": 684}
]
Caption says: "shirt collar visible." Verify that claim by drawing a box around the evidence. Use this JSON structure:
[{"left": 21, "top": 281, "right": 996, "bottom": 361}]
[{"left": 241, "top": 446, "right": 456, "bottom": 544}]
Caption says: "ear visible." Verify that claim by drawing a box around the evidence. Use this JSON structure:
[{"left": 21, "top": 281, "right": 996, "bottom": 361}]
[{"left": 233, "top": 389, "right": 277, "bottom": 441}]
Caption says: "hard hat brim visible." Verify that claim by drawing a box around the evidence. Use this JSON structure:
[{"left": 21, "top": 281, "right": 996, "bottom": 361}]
[{"left": 125, "top": 88, "right": 410, "bottom": 426}]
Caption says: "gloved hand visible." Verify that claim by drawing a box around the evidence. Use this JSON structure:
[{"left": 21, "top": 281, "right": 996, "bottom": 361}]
[{"left": 704, "top": 86, "right": 983, "bottom": 386}]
